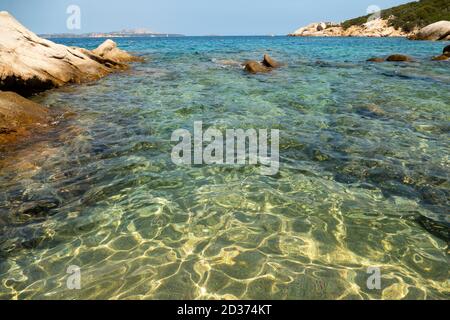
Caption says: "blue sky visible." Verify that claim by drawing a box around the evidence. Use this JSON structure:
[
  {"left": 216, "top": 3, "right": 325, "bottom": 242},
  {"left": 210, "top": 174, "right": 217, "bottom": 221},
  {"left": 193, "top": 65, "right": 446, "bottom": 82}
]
[{"left": 1, "top": 0, "right": 412, "bottom": 35}]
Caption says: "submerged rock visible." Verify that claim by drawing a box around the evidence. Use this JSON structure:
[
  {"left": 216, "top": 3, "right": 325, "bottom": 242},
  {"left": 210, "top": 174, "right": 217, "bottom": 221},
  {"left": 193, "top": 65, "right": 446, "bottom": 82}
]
[
  {"left": 0, "top": 11, "right": 138, "bottom": 95},
  {"left": 243, "top": 60, "right": 271, "bottom": 74},
  {"left": 410, "top": 21, "right": 450, "bottom": 41},
  {"left": 0, "top": 91, "right": 51, "bottom": 146},
  {"left": 386, "top": 54, "right": 412, "bottom": 62},
  {"left": 367, "top": 57, "right": 385, "bottom": 63},
  {"left": 431, "top": 54, "right": 449, "bottom": 61}
]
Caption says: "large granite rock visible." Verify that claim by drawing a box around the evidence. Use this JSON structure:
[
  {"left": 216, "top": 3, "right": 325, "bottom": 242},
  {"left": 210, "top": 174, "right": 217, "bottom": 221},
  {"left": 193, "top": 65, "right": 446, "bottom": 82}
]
[
  {"left": 410, "top": 21, "right": 450, "bottom": 41},
  {"left": 0, "top": 11, "right": 134, "bottom": 95},
  {"left": 0, "top": 11, "right": 140, "bottom": 147},
  {"left": 0, "top": 91, "right": 50, "bottom": 145}
]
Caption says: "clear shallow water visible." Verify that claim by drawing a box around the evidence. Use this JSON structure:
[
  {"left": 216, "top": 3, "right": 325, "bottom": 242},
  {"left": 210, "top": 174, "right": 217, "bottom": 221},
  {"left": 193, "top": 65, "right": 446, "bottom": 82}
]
[{"left": 0, "top": 36, "right": 449, "bottom": 300}]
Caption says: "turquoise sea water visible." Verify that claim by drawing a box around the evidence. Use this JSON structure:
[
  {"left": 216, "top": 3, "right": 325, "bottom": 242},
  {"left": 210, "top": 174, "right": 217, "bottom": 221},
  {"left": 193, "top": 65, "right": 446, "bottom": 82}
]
[{"left": 0, "top": 36, "right": 449, "bottom": 299}]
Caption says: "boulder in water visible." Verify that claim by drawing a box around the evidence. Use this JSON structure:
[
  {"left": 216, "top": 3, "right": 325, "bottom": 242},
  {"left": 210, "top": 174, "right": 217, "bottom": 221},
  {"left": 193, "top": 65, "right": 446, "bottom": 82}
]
[
  {"left": 243, "top": 60, "right": 271, "bottom": 74},
  {"left": 443, "top": 45, "right": 450, "bottom": 56},
  {"left": 386, "top": 54, "right": 412, "bottom": 62},
  {"left": 262, "top": 54, "right": 282, "bottom": 68}
]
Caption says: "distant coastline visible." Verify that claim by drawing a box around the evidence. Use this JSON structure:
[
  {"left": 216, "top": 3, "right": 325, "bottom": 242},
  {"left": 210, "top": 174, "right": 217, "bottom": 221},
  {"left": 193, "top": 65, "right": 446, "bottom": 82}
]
[{"left": 39, "top": 29, "right": 184, "bottom": 39}]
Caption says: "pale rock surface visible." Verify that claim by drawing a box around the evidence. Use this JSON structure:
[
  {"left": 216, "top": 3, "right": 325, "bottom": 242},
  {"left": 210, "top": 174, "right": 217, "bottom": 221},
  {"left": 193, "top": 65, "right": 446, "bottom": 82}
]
[
  {"left": 0, "top": 11, "right": 132, "bottom": 95},
  {"left": 409, "top": 21, "right": 450, "bottom": 41}
]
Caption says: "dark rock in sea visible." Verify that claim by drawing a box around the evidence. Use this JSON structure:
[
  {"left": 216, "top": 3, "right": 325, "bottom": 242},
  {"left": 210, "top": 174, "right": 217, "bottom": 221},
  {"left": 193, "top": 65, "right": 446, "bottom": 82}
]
[
  {"left": 386, "top": 54, "right": 412, "bottom": 62},
  {"left": 432, "top": 54, "right": 449, "bottom": 61},
  {"left": 367, "top": 57, "right": 385, "bottom": 63},
  {"left": 357, "top": 103, "right": 386, "bottom": 117},
  {"left": 20, "top": 197, "right": 61, "bottom": 216},
  {"left": 419, "top": 186, "right": 449, "bottom": 206},
  {"left": 262, "top": 54, "right": 282, "bottom": 68},
  {"left": 416, "top": 215, "right": 449, "bottom": 242},
  {"left": 244, "top": 60, "right": 271, "bottom": 74},
  {"left": 444, "top": 45, "right": 450, "bottom": 56}
]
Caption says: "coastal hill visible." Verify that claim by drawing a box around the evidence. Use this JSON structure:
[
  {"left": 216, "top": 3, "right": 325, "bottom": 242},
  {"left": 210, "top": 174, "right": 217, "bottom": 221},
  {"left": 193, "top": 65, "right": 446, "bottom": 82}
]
[
  {"left": 341, "top": 0, "right": 449, "bottom": 32},
  {"left": 289, "top": 0, "right": 450, "bottom": 38},
  {"left": 40, "top": 28, "right": 184, "bottom": 39}
]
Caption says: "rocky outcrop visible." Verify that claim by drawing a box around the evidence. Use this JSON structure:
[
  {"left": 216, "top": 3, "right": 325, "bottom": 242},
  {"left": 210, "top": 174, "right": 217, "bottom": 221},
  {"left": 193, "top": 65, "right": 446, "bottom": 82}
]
[
  {"left": 409, "top": 21, "right": 450, "bottom": 41},
  {"left": 93, "top": 39, "right": 143, "bottom": 63},
  {"left": 243, "top": 55, "right": 283, "bottom": 74},
  {"left": 0, "top": 11, "right": 138, "bottom": 96},
  {"left": 289, "top": 19, "right": 409, "bottom": 38},
  {"left": 0, "top": 91, "right": 51, "bottom": 145},
  {"left": 261, "top": 54, "right": 282, "bottom": 68}
]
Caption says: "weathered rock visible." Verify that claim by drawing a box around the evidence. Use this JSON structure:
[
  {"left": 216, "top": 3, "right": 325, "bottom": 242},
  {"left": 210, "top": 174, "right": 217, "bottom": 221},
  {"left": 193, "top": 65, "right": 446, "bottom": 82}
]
[
  {"left": 410, "top": 21, "right": 450, "bottom": 41},
  {"left": 432, "top": 54, "right": 449, "bottom": 61},
  {"left": 0, "top": 11, "right": 137, "bottom": 95},
  {"left": 367, "top": 57, "right": 385, "bottom": 63},
  {"left": 243, "top": 61, "right": 271, "bottom": 74},
  {"left": 0, "top": 91, "right": 51, "bottom": 145},
  {"left": 93, "top": 39, "right": 143, "bottom": 63},
  {"left": 261, "top": 54, "right": 282, "bottom": 68},
  {"left": 443, "top": 45, "right": 450, "bottom": 56},
  {"left": 386, "top": 54, "right": 412, "bottom": 62}
]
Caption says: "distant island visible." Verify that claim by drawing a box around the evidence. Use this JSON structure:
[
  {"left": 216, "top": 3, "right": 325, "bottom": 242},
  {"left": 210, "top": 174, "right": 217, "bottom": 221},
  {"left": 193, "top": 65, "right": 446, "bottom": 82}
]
[
  {"left": 289, "top": 0, "right": 450, "bottom": 39},
  {"left": 40, "top": 28, "right": 184, "bottom": 39}
]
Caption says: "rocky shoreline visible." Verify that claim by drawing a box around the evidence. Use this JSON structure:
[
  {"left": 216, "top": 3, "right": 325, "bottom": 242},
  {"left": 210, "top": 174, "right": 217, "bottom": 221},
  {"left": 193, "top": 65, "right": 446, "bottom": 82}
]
[
  {"left": 0, "top": 11, "right": 142, "bottom": 148},
  {"left": 288, "top": 19, "right": 450, "bottom": 40}
]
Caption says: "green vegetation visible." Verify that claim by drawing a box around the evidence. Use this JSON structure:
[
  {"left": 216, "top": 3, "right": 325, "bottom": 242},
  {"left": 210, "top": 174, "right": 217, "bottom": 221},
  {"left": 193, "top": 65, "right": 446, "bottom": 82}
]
[{"left": 342, "top": 0, "right": 450, "bottom": 32}]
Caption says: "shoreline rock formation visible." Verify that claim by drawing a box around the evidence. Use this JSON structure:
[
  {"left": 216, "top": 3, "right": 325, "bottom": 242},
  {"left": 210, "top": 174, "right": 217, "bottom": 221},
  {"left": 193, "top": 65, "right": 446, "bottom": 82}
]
[
  {"left": 0, "top": 11, "right": 141, "bottom": 147},
  {"left": 409, "top": 21, "right": 450, "bottom": 41},
  {"left": 0, "top": 91, "right": 51, "bottom": 146},
  {"left": 289, "top": 18, "right": 410, "bottom": 38}
]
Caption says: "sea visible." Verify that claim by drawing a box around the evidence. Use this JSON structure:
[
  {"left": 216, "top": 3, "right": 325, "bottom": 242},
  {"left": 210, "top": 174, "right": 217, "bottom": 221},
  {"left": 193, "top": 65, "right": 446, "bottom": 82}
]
[{"left": 0, "top": 36, "right": 448, "bottom": 299}]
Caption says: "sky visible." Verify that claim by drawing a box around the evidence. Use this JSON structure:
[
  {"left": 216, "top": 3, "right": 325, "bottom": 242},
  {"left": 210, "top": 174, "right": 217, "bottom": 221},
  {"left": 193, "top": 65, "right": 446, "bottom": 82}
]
[{"left": 1, "top": 0, "right": 413, "bottom": 35}]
